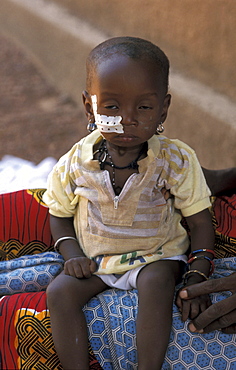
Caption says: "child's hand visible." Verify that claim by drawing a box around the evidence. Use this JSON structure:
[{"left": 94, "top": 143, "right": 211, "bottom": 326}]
[
  {"left": 176, "top": 288, "right": 211, "bottom": 322},
  {"left": 64, "top": 256, "right": 97, "bottom": 279}
]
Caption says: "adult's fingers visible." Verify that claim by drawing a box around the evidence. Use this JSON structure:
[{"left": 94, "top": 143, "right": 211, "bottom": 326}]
[
  {"left": 181, "top": 300, "right": 191, "bottom": 322},
  {"left": 179, "top": 273, "right": 236, "bottom": 300},
  {"left": 189, "top": 294, "right": 236, "bottom": 332},
  {"left": 190, "top": 310, "right": 236, "bottom": 334},
  {"left": 222, "top": 323, "right": 236, "bottom": 334}
]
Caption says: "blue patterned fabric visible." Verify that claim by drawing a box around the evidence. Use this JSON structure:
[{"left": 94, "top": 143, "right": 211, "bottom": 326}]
[
  {"left": 83, "top": 257, "right": 236, "bottom": 370},
  {"left": 2, "top": 253, "right": 236, "bottom": 369},
  {"left": 0, "top": 252, "right": 64, "bottom": 295}
]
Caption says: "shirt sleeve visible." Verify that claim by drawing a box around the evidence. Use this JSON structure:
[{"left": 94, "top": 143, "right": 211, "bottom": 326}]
[
  {"left": 43, "top": 145, "right": 80, "bottom": 218},
  {"left": 170, "top": 144, "right": 211, "bottom": 217}
]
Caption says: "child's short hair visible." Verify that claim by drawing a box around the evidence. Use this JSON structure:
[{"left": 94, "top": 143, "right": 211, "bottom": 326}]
[{"left": 86, "top": 36, "right": 169, "bottom": 94}]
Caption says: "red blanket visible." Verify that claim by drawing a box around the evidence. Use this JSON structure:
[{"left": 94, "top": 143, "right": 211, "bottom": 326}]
[{"left": 0, "top": 291, "right": 102, "bottom": 369}]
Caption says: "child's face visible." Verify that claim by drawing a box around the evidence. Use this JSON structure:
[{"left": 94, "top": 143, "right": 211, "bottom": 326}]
[{"left": 84, "top": 54, "right": 171, "bottom": 148}]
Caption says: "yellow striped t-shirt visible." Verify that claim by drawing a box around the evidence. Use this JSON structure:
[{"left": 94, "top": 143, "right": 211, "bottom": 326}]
[{"left": 43, "top": 130, "right": 211, "bottom": 274}]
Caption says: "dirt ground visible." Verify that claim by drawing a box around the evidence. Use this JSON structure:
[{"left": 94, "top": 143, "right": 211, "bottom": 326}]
[
  {"left": 1, "top": 33, "right": 235, "bottom": 170},
  {"left": 0, "top": 34, "right": 87, "bottom": 164}
]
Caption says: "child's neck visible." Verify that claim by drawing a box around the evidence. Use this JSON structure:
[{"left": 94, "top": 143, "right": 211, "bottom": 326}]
[
  {"left": 106, "top": 141, "right": 146, "bottom": 158},
  {"left": 96, "top": 139, "right": 147, "bottom": 172}
]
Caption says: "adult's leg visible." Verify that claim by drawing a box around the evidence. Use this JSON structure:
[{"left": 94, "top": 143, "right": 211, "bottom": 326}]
[
  {"left": 136, "top": 260, "right": 181, "bottom": 370},
  {"left": 46, "top": 271, "right": 108, "bottom": 370}
]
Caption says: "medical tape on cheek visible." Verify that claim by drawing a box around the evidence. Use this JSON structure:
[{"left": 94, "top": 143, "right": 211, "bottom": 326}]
[{"left": 91, "top": 95, "right": 124, "bottom": 133}]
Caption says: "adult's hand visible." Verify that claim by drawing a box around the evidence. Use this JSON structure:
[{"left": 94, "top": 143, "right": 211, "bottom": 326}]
[{"left": 178, "top": 272, "right": 236, "bottom": 334}]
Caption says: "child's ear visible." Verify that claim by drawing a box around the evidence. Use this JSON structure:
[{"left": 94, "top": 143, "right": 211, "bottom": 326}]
[
  {"left": 160, "top": 94, "right": 171, "bottom": 123},
  {"left": 82, "top": 90, "right": 94, "bottom": 120}
]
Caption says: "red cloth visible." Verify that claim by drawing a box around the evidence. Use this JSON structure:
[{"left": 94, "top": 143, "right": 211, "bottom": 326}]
[
  {"left": 0, "top": 189, "right": 102, "bottom": 369},
  {"left": 0, "top": 292, "right": 102, "bottom": 370},
  {"left": 214, "top": 194, "right": 236, "bottom": 238},
  {"left": 0, "top": 189, "right": 54, "bottom": 260},
  {"left": 213, "top": 194, "right": 236, "bottom": 258}
]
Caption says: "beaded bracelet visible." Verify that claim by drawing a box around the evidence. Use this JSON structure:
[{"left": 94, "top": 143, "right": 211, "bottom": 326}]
[
  {"left": 182, "top": 269, "right": 209, "bottom": 285},
  {"left": 189, "top": 249, "right": 215, "bottom": 259},
  {"left": 187, "top": 255, "right": 214, "bottom": 275},
  {"left": 54, "top": 236, "right": 78, "bottom": 253}
]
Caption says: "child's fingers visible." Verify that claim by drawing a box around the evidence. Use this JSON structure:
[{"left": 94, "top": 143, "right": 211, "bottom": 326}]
[
  {"left": 175, "top": 293, "right": 183, "bottom": 309},
  {"left": 64, "top": 257, "right": 93, "bottom": 278},
  {"left": 181, "top": 300, "right": 191, "bottom": 322},
  {"left": 64, "top": 260, "right": 83, "bottom": 278},
  {"left": 79, "top": 258, "right": 94, "bottom": 278},
  {"left": 89, "top": 259, "right": 98, "bottom": 273},
  {"left": 200, "top": 294, "right": 212, "bottom": 313},
  {"left": 187, "top": 295, "right": 211, "bottom": 320}
]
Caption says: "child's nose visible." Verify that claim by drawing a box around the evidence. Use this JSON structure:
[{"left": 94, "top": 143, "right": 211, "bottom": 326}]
[{"left": 121, "top": 108, "right": 138, "bottom": 126}]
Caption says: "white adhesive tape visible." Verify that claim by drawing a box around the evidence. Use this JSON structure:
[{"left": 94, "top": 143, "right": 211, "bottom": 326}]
[{"left": 91, "top": 95, "right": 124, "bottom": 133}]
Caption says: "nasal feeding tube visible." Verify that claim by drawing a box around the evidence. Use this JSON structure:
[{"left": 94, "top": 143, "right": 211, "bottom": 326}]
[{"left": 91, "top": 95, "right": 124, "bottom": 134}]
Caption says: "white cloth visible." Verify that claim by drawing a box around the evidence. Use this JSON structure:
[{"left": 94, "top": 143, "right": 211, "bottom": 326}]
[
  {"left": 97, "top": 254, "right": 187, "bottom": 290},
  {"left": 0, "top": 155, "right": 56, "bottom": 194}
]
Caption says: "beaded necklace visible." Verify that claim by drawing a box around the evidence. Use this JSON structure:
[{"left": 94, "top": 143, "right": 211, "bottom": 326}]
[{"left": 95, "top": 139, "right": 147, "bottom": 194}]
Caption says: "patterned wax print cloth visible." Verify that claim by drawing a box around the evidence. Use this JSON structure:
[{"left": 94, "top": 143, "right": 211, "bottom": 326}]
[
  {"left": 0, "top": 251, "right": 64, "bottom": 295},
  {"left": 0, "top": 189, "right": 54, "bottom": 261},
  {"left": 213, "top": 193, "right": 236, "bottom": 258},
  {"left": 1, "top": 189, "right": 236, "bottom": 369},
  {"left": 0, "top": 291, "right": 102, "bottom": 370},
  {"left": 1, "top": 258, "right": 236, "bottom": 370},
  {"left": 0, "top": 189, "right": 103, "bottom": 369}
]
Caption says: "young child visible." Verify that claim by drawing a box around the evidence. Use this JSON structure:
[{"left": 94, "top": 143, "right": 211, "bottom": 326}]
[{"left": 44, "top": 36, "right": 215, "bottom": 370}]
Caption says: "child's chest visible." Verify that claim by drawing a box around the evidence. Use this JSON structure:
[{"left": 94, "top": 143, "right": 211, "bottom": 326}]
[
  {"left": 93, "top": 140, "right": 147, "bottom": 196},
  {"left": 105, "top": 166, "right": 139, "bottom": 195}
]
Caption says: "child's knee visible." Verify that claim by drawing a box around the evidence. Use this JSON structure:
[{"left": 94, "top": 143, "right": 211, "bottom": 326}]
[
  {"left": 138, "top": 261, "right": 179, "bottom": 289},
  {"left": 46, "top": 278, "right": 62, "bottom": 308},
  {"left": 46, "top": 274, "right": 77, "bottom": 308}
]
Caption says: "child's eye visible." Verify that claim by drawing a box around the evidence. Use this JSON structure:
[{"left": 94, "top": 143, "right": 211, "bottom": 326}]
[
  {"left": 105, "top": 105, "right": 118, "bottom": 110},
  {"left": 139, "top": 105, "right": 152, "bottom": 110}
]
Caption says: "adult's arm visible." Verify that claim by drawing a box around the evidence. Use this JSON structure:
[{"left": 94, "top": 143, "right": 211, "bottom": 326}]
[
  {"left": 202, "top": 167, "right": 236, "bottom": 196},
  {"left": 178, "top": 273, "right": 236, "bottom": 333}
]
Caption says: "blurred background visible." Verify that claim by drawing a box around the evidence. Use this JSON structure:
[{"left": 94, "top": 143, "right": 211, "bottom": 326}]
[{"left": 0, "top": 0, "right": 235, "bottom": 169}]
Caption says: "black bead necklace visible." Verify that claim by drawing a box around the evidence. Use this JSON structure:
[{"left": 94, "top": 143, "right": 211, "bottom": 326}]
[{"left": 96, "top": 139, "right": 147, "bottom": 193}]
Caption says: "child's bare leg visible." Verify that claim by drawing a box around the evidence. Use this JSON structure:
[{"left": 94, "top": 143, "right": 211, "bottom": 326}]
[
  {"left": 136, "top": 260, "right": 181, "bottom": 370},
  {"left": 46, "top": 271, "right": 108, "bottom": 370}
]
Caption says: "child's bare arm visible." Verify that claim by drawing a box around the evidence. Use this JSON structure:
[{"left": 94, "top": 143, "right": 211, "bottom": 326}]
[
  {"left": 176, "top": 208, "right": 215, "bottom": 321},
  {"left": 50, "top": 214, "right": 97, "bottom": 278}
]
